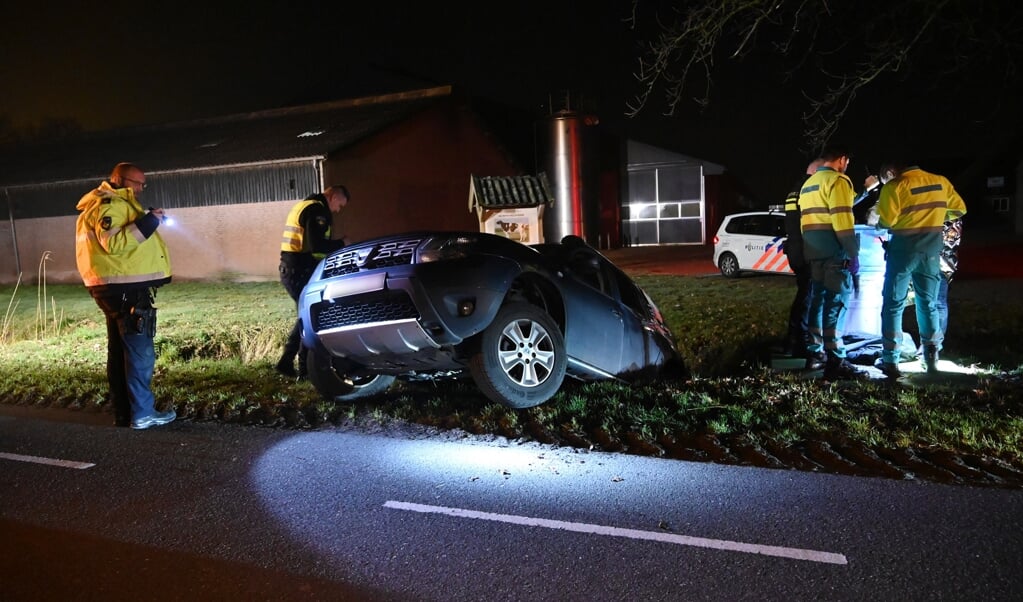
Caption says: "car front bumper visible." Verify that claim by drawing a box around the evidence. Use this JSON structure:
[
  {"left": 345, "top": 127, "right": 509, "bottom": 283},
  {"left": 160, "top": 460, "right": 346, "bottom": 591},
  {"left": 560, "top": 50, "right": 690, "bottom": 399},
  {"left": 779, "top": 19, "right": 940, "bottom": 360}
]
[{"left": 299, "top": 256, "right": 519, "bottom": 369}]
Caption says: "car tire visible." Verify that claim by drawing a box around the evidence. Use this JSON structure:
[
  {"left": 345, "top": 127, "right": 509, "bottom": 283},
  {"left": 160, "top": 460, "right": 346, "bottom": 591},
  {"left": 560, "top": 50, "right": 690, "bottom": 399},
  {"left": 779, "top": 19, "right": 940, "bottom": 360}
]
[
  {"left": 718, "top": 252, "right": 741, "bottom": 278},
  {"left": 469, "top": 302, "right": 567, "bottom": 409},
  {"left": 306, "top": 348, "right": 395, "bottom": 401}
]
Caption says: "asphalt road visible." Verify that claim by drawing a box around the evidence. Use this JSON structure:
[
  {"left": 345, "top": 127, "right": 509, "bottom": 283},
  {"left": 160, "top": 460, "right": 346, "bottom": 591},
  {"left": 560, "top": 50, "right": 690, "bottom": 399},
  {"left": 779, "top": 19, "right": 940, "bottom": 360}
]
[{"left": 2, "top": 406, "right": 1021, "bottom": 601}]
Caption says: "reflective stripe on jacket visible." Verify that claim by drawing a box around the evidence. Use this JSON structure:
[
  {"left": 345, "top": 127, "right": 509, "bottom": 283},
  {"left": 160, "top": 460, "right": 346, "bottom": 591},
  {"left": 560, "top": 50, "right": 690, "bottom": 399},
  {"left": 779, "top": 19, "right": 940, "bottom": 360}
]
[
  {"left": 782, "top": 179, "right": 805, "bottom": 264},
  {"left": 75, "top": 181, "right": 172, "bottom": 289},
  {"left": 280, "top": 198, "right": 333, "bottom": 257},
  {"left": 798, "top": 167, "right": 859, "bottom": 260},
  {"left": 876, "top": 167, "right": 967, "bottom": 255}
]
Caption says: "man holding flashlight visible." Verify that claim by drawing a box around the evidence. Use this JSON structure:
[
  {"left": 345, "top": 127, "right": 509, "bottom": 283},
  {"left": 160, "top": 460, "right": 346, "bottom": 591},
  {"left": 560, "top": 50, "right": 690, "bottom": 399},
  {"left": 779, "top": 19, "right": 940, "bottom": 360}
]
[{"left": 75, "top": 163, "right": 175, "bottom": 429}]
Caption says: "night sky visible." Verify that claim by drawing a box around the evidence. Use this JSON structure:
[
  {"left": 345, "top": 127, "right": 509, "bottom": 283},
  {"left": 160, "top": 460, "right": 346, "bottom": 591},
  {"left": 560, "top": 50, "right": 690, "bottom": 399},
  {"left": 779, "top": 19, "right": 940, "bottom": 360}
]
[{"left": 3, "top": 1, "right": 1021, "bottom": 203}]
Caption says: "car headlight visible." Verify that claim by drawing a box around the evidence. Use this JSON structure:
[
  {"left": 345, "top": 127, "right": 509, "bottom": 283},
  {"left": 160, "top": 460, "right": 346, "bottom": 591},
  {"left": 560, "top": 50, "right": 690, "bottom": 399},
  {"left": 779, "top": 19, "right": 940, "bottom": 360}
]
[{"left": 418, "top": 235, "right": 479, "bottom": 263}]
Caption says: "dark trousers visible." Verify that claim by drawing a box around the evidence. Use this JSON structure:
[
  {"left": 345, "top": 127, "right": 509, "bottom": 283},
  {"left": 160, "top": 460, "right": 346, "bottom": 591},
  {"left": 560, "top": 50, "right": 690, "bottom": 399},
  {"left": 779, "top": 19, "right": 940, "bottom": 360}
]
[
  {"left": 279, "top": 261, "right": 315, "bottom": 371},
  {"left": 787, "top": 263, "right": 814, "bottom": 349},
  {"left": 92, "top": 288, "right": 158, "bottom": 423}
]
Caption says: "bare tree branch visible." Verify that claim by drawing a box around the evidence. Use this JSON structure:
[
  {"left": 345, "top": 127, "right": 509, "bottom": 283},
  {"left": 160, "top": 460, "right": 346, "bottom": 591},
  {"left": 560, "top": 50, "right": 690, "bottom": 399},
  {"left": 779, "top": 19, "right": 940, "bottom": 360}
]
[{"left": 626, "top": 0, "right": 1023, "bottom": 150}]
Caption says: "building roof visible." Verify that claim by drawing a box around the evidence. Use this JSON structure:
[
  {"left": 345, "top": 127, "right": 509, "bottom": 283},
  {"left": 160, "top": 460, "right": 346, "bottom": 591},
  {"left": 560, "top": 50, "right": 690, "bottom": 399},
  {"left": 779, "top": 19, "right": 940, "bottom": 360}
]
[
  {"left": 468, "top": 173, "right": 554, "bottom": 211},
  {"left": 0, "top": 86, "right": 453, "bottom": 188}
]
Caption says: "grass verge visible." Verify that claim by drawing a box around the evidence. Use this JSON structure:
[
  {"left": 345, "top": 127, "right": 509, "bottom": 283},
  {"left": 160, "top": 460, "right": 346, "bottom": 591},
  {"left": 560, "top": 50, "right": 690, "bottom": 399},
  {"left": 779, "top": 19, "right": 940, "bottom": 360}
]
[{"left": 1, "top": 278, "right": 1020, "bottom": 468}]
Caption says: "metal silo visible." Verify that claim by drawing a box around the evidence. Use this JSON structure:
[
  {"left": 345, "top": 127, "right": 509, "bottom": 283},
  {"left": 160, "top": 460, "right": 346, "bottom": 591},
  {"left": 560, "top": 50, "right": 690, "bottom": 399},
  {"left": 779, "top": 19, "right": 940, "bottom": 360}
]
[{"left": 542, "top": 110, "right": 597, "bottom": 244}]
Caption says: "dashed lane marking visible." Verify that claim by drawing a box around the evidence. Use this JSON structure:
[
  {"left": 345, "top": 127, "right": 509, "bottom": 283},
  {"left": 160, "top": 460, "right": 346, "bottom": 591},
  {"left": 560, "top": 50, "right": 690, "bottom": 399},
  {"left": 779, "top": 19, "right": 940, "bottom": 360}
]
[
  {"left": 384, "top": 500, "right": 848, "bottom": 565},
  {"left": 0, "top": 452, "right": 95, "bottom": 470}
]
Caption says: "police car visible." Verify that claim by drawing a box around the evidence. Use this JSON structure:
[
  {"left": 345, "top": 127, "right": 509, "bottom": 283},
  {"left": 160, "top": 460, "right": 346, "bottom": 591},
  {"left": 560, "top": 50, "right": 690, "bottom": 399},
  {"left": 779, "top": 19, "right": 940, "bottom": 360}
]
[{"left": 711, "top": 208, "right": 794, "bottom": 278}]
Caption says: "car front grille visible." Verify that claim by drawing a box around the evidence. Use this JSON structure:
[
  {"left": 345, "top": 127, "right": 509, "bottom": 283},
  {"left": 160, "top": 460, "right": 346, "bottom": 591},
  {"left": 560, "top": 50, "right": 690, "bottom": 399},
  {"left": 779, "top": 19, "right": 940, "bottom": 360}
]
[
  {"left": 312, "top": 290, "right": 420, "bottom": 331},
  {"left": 321, "top": 238, "right": 422, "bottom": 278}
]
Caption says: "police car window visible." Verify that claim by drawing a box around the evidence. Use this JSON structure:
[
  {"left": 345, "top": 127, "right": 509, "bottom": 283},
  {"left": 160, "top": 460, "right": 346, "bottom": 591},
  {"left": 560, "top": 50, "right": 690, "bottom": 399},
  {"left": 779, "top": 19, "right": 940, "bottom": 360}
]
[
  {"left": 726, "top": 216, "right": 754, "bottom": 234},
  {"left": 748, "top": 217, "right": 769, "bottom": 235},
  {"left": 772, "top": 216, "right": 786, "bottom": 237}
]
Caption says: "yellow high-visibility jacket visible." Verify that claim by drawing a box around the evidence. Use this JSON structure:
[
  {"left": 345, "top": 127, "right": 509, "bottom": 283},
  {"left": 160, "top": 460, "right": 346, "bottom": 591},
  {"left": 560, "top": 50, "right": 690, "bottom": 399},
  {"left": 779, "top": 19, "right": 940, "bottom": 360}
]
[
  {"left": 75, "top": 181, "right": 171, "bottom": 291},
  {"left": 280, "top": 197, "right": 334, "bottom": 257},
  {"left": 798, "top": 167, "right": 859, "bottom": 261},
  {"left": 280, "top": 196, "right": 344, "bottom": 272},
  {"left": 876, "top": 167, "right": 967, "bottom": 255}
]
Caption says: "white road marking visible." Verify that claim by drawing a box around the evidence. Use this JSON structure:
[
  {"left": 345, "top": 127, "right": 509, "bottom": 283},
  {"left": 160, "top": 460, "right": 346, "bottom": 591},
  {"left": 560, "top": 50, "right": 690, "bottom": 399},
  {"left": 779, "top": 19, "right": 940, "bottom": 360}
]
[
  {"left": 0, "top": 452, "right": 95, "bottom": 470},
  {"left": 384, "top": 500, "right": 847, "bottom": 565}
]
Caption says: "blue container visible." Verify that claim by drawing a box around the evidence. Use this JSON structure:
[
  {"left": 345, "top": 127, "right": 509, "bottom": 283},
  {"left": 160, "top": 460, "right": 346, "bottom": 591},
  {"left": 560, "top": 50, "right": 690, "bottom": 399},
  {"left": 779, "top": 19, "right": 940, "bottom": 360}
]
[{"left": 844, "top": 225, "right": 888, "bottom": 337}]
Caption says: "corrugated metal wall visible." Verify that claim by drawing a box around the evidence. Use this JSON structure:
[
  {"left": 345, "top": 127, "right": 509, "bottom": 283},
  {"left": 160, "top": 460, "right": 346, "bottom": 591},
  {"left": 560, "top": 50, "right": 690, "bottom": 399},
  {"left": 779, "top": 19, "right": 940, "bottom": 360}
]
[
  {"left": 2, "top": 180, "right": 96, "bottom": 219},
  {"left": 0, "top": 160, "right": 324, "bottom": 283},
  {"left": 0, "top": 200, "right": 300, "bottom": 284},
  {"left": 2, "top": 160, "right": 321, "bottom": 219},
  {"left": 148, "top": 161, "right": 321, "bottom": 209}
]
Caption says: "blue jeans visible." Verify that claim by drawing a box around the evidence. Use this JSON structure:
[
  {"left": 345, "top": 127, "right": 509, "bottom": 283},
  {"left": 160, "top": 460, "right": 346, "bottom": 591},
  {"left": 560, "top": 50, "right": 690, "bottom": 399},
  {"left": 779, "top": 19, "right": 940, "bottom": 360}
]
[
  {"left": 807, "top": 257, "right": 853, "bottom": 359},
  {"left": 881, "top": 251, "right": 942, "bottom": 364},
  {"left": 935, "top": 277, "right": 950, "bottom": 334},
  {"left": 94, "top": 290, "right": 159, "bottom": 422}
]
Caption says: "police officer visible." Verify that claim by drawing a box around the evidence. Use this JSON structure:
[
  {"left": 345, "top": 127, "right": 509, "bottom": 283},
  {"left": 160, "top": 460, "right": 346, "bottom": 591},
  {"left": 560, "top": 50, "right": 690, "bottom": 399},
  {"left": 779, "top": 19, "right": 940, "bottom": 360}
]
[
  {"left": 874, "top": 163, "right": 967, "bottom": 377},
  {"left": 276, "top": 185, "right": 350, "bottom": 377},
  {"left": 935, "top": 217, "right": 964, "bottom": 336},
  {"left": 799, "top": 146, "right": 868, "bottom": 380},
  {"left": 783, "top": 158, "right": 823, "bottom": 367},
  {"left": 75, "top": 163, "right": 175, "bottom": 429}
]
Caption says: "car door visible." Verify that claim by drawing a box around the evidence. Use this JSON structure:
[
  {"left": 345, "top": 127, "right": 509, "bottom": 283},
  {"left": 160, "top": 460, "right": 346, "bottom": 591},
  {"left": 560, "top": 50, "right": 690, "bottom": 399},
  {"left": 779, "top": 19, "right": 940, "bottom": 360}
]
[
  {"left": 725, "top": 215, "right": 764, "bottom": 270},
  {"left": 748, "top": 214, "right": 791, "bottom": 274},
  {"left": 559, "top": 249, "right": 625, "bottom": 373},
  {"left": 606, "top": 264, "right": 656, "bottom": 375}
]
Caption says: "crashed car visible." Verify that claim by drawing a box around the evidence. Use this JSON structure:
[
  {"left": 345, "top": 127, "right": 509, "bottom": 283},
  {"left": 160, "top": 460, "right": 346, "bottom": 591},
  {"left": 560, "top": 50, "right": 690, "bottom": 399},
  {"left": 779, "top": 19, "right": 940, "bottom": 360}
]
[{"left": 298, "top": 231, "right": 682, "bottom": 408}]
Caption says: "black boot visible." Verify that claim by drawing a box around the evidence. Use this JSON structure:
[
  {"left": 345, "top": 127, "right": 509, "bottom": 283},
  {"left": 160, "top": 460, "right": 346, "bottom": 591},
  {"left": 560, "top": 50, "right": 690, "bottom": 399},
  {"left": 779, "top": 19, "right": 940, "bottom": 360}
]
[
  {"left": 297, "top": 347, "right": 308, "bottom": 380},
  {"left": 785, "top": 333, "right": 809, "bottom": 358},
  {"left": 804, "top": 351, "right": 826, "bottom": 371},
  {"left": 275, "top": 354, "right": 297, "bottom": 377},
  {"left": 875, "top": 359, "right": 902, "bottom": 380},
  {"left": 823, "top": 354, "right": 868, "bottom": 381},
  {"left": 112, "top": 395, "right": 131, "bottom": 427},
  {"left": 922, "top": 345, "right": 939, "bottom": 373}
]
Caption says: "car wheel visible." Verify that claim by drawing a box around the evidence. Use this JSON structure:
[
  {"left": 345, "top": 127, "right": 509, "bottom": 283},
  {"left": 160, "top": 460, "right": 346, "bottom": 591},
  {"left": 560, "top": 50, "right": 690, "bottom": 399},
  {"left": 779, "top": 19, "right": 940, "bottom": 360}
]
[
  {"left": 469, "top": 302, "right": 567, "bottom": 409},
  {"left": 718, "top": 252, "right": 741, "bottom": 278},
  {"left": 306, "top": 348, "right": 395, "bottom": 401}
]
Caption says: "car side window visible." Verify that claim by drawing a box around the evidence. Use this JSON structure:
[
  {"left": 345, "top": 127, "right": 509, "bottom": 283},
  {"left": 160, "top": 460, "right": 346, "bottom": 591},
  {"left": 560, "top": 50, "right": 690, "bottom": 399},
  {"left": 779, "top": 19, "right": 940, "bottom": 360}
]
[
  {"left": 772, "top": 215, "right": 787, "bottom": 237},
  {"left": 731, "top": 214, "right": 785, "bottom": 237},
  {"left": 612, "top": 267, "right": 648, "bottom": 318},
  {"left": 725, "top": 216, "right": 750, "bottom": 234},
  {"left": 749, "top": 217, "right": 770, "bottom": 236},
  {"left": 568, "top": 248, "right": 608, "bottom": 294}
]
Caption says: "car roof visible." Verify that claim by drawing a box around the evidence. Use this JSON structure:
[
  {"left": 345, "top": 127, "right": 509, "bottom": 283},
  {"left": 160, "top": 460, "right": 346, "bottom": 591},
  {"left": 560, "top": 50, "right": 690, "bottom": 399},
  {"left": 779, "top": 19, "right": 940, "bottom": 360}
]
[{"left": 722, "top": 210, "right": 784, "bottom": 219}]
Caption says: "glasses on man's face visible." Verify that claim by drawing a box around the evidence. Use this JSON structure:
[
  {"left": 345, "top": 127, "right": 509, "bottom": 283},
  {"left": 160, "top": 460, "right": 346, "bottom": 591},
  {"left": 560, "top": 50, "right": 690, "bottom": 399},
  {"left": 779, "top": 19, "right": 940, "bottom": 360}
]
[{"left": 124, "top": 177, "right": 147, "bottom": 190}]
